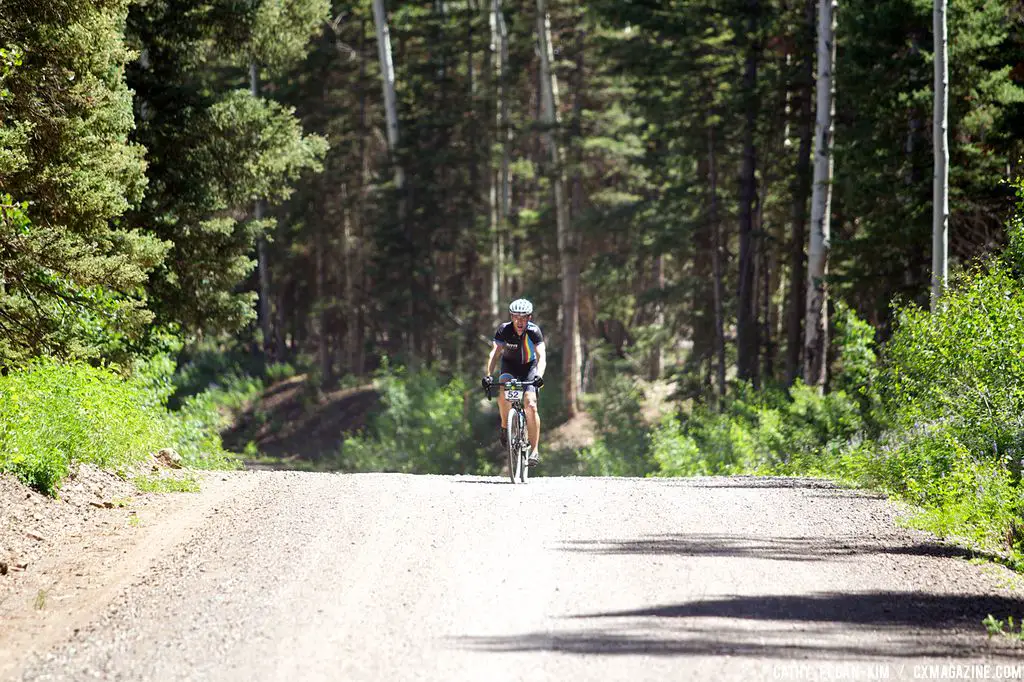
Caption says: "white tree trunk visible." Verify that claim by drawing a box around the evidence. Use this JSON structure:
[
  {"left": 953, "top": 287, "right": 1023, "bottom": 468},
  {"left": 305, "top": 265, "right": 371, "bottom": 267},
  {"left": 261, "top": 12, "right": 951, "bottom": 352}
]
[
  {"left": 352, "top": 24, "right": 370, "bottom": 377},
  {"left": 803, "top": 0, "right": 837, "bottom": 388},
  {"left": 931, "top": 0, "right": 949, "bottom": 310},
  {"left": 488, "top": 0, "right": 508, "bottom": 322},
  {"left": 373, "top": 0, "right": 412, "bottom": 361},
  {"left": 372, "top": 0, "right": 404, "bottom": 193},
  {"left": 498, "top": 2, "right": 511, "bottom": 306},
  {"left": 536, "top": 0, "right": 580, "bottom": 416}
]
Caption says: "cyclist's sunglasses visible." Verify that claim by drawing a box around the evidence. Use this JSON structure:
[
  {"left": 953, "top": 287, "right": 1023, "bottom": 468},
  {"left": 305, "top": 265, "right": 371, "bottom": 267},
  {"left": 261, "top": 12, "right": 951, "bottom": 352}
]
[{"left": 511, "top": 313, "right": 531, "bottom": 322}]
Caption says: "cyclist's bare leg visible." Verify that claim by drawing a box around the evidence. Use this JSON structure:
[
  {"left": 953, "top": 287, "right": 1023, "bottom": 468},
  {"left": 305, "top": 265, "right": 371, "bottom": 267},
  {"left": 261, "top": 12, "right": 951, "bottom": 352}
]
[
  {"left": 525, "top": 393, "right": 540, "bottom": 451},
  {"left": 498, "top": 392, "right": 511, "bottom": 429}
]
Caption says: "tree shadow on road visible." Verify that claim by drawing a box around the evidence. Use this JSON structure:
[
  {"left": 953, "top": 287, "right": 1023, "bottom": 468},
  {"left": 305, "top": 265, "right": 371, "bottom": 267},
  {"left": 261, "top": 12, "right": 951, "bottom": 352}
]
[
  {"left": 558, "top": 533, "right": 1002, "bottom": 564},
  {"left": 458, "top": 629, "right": 1005, "bottom": 659},
  {"left": 457, "top": 629, "right": 1016, "bottom": 660},
  {"left": 568, "top": 592, "right": 1024, "bottom": 629},
  {"left": 458, "top": 591, "right": 1024, "bottom": 659}
]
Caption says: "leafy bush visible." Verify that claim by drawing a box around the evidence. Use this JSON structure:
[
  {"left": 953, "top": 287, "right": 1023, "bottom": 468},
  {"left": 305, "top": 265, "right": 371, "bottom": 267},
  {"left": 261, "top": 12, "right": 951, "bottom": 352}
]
[
  {"left": 578, "top": 373, "right": 654, "bottom": 476},
  {"left": 879, "top": 264, "right": 1024, "bottom": 477},
  {"left": 166, "top": 379, "right": 257, "bottom": 469},
  {"left": 133, "top": 345, "right": 257, "bottom": 468},
  {"left": 674, "top": 400, "right": 761, "bottom": 474},
  {"left": 0, "top": 355, "right": 246, "bottom": 495},
  {"left": 844, "top": 423, "right": 1024, "bottom": 555},
  {"left": 650, "top": 376, "right": 866, "bottom": 479},
  {"left": 832, "top": 299, "right": 880, "bottom": 420},
  {"left": 649, "top": 414, "right": 705, "bottom": 476},
  {"left": 168, "top": 334, "right": 278, "bottom": 409},
  {"left": 0, "top": 359, "right": 173, "bottom": 495},
  {"left": 834, "top": 258, "right": 1024, "bottom": 556},
  {"left": 339, "top": 363, "right": 489, "bottom": 474}
]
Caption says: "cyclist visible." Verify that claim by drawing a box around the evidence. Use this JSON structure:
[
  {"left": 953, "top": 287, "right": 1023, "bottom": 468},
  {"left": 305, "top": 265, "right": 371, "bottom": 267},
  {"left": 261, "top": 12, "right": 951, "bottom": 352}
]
[{"left": 482, "top": 298, "right": 546, "bottom": 466}]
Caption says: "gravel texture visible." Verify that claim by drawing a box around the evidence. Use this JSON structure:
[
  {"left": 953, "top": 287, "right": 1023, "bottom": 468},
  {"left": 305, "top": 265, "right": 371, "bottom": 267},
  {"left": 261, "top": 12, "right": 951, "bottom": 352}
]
[{"left": 4, "top": 472, "right": 1024, "bottom": 681}]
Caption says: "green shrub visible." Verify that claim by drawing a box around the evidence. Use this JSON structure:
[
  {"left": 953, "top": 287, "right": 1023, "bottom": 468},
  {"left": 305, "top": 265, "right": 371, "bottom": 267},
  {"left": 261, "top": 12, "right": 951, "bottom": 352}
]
[
  {"left": 578, "top": 373, "right": 654, "bottom": 476},
  {"left": 648, "top": 370, "right": 868, "bottom": 480},
  {"left": 0, "top": 354, "right": 247, "bottom": 495},
  {"left": 166, "top": 381, "right": 254, "bottom": 469},
  {"left": 265, "top": 362, "right": 297, "bottom": 384},
  {"left": 817, "top": 255, "right": 1024, "bottom": 559},
  {"left": 338, "top": 363, "right": 487, "bottom": 474},
  {"left": 688, "top": 404, "right": 759, "bottom": 473},
  {"left": 832, "top": 300, "right": 879, "bottom": 417},
  {"left": 168, "top": 334, "right": 277, "bottom": 410},
  {"left": 649, "top": 415, "right": 706, "bottom": 476},
  {"left": 862, "top": 424, "right": 1024, "bottom": 553},
  {"left": 781, "top": 383, "right": 863, "bottom": 464},
  {"left": 880, "top": 264, "right": 1024, "bottom": 464},
  {"left": 133, "top": 345, "right": 256, "bottom": 468}
]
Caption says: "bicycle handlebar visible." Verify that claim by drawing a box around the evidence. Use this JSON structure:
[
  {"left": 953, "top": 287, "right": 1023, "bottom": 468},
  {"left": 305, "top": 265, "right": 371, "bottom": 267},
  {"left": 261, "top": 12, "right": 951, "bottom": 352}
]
[{"left": 484, "top": 377, "right": 542, "bottom": 400}]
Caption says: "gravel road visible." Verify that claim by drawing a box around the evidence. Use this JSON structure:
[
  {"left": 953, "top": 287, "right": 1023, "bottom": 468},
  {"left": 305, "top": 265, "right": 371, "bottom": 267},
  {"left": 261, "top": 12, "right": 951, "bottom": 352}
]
[{"left": 10, "top": 472, "right": 1024, "bottom": 681}]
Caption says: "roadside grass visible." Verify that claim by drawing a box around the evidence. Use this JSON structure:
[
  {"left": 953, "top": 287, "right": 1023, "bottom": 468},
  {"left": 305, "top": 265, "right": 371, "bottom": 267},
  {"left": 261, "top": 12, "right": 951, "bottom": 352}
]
[
  {"left": 983, "top": 614, "right": 1024, "bottom": 641},
  {"left": 0, "top": 359, "right": 168, "bottom": 495},
  {"left": 132, "top": 474, "right": 200, "bottom": 493}
]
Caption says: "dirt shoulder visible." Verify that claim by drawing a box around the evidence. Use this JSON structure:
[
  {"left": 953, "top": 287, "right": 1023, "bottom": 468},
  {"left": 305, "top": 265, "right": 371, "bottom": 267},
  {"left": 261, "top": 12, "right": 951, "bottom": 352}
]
[{"left": 0, "top": 465, "right": 257, "bottom": 681}]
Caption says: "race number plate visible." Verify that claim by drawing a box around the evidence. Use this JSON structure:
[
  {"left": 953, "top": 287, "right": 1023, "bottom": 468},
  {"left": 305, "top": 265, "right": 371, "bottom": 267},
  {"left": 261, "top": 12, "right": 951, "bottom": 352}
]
[{"left": 504, "top": 388, "right": 523, "bottom": 401}]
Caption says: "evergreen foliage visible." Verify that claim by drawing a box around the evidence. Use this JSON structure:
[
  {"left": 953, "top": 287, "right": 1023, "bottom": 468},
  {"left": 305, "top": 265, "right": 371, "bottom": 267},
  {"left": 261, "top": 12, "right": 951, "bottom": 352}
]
[
  {"left": 0, "top": 0, "right": 165, "bottom": 366},
  {"left": 123, "top": 0, "right": 328, "bottom": 337}
]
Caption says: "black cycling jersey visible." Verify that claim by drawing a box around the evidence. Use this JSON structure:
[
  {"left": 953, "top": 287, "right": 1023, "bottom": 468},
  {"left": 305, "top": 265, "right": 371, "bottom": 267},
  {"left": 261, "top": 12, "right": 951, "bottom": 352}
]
[{"left": 494, "top": 321, "right": 544, "bottom": 371}]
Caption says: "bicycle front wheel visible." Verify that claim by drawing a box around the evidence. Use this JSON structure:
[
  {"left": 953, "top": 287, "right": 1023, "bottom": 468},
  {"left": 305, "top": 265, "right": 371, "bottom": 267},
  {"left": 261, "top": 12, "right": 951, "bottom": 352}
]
[
  {"left": 519, "top": 436, "right": 529, "bottom": 483},
  {"left": 515, "top": 409, "right": 529, "bottom": 484},
  {"left": 507, "top": 412, "right": 520, "bottom": 484}
]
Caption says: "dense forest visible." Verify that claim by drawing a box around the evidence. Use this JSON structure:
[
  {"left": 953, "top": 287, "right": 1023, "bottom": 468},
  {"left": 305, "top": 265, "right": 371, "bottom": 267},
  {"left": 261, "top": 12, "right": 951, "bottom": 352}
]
[{"left": 4, "top": 0, "right": 1024, "bottom": 565}]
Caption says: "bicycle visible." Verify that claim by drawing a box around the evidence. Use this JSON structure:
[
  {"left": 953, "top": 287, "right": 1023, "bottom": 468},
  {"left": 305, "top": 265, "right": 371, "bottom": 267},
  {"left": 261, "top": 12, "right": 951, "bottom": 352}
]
[{"left": 485, "top": 377, "right": 541, "bottom": 484}]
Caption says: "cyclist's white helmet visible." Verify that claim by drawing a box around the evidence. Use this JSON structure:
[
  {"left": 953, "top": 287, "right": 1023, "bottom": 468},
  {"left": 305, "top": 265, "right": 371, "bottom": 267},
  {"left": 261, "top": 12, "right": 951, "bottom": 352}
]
[{"left": 509, "top": 298, "right": 534, "bottom": 316}]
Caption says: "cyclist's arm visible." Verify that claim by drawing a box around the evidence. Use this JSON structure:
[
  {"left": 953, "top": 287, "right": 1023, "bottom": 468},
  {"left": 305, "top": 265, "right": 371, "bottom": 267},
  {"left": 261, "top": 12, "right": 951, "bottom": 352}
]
[
  {"left": 486, "top": 341, "right": 502, "bottom": 376},
  {"left": 535, "top": 342, "right": 547, "bottom": 378}
]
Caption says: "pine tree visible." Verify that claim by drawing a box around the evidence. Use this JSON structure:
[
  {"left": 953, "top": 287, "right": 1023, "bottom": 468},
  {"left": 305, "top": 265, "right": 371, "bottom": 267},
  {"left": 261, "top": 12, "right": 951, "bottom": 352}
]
[
  {"left": 124, "top": 0, "right": 328, "bottom": 340},
  {"left": 0, "top": 0, "right": 165, "bottom": 366}
]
